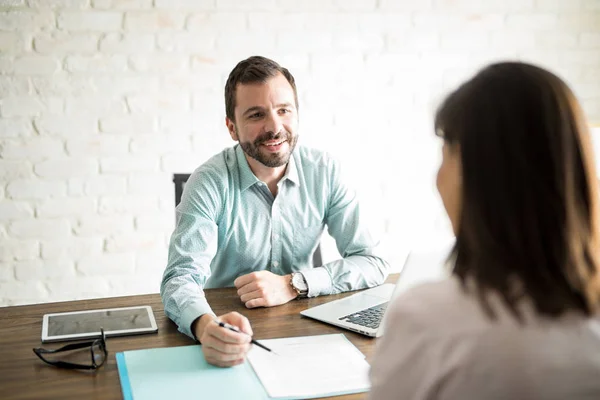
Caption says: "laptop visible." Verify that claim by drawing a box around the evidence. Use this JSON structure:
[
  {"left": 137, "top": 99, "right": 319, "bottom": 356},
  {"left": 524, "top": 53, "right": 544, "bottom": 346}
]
[{"left": 300, "top": 246, "right": 452, "bottom": 337}]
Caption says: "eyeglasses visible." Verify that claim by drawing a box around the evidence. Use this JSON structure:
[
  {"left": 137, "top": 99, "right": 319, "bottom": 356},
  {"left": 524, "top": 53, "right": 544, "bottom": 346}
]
[{"left": 33, "top": 328, "right": 108, "bottom": 370}]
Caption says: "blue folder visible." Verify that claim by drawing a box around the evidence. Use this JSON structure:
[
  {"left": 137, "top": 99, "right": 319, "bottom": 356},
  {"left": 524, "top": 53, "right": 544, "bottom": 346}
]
[{"left": 116, "top": 345, "right": 268, "bottom": 400}]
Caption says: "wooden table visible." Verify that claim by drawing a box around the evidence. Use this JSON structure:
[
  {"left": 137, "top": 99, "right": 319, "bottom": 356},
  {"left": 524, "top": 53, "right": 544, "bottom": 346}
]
[{"left": 0, "top": 274, "right": 398, "bottom": 400}]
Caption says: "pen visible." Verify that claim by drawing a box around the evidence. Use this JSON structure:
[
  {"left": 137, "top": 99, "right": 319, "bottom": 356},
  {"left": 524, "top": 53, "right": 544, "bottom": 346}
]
[{"left": 214, "top": 320, "right": 277, "bottom": 355}]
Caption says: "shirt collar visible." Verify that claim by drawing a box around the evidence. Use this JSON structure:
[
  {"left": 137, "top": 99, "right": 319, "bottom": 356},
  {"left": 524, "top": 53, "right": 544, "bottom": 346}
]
[
  {"left": 235, "top": 144, "right": 301, "bottom": 192},
  {"left": 236, "top": 145, "right": 261, "bottom": 192},
  {"left": 283, "top": 150, "right": 300, "bottom": 186}
]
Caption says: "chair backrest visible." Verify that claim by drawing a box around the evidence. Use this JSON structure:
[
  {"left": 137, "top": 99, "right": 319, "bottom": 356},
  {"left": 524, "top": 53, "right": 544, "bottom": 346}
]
[
  {"left": 173, "top": 173, "right": 191, "bottom": 206},
  {"left": 172, "top": 173, "right": 323, "bottom": 267}
]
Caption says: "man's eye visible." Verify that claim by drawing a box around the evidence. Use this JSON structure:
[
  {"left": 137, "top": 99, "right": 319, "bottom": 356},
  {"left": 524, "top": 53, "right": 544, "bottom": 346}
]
[
  {"left": 279, "top": 109, "right": 290, "bottom": 114},
  {"left": 249, "top": 113, "right": 262, "bottom": 119}
]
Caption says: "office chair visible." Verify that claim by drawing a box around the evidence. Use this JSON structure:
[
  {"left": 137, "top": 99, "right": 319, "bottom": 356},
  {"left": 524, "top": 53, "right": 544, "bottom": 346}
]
[
  {"left": 172, "top": 173, "right": 189, "bottom": 209},
  {"left": 172, "top": 173, "right": 323, "bottom": 267}
]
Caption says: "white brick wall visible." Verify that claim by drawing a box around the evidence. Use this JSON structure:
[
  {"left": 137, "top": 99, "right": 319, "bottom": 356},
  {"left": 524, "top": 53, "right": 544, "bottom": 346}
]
[{"left": 0, "top": 0, "right": 599, "bottom": 306}]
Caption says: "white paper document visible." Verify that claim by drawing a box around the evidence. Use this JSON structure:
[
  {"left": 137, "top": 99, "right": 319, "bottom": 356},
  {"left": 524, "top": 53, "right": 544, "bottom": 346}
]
[{"left": 246, "top": 333, "right": 371, "bottom": 399}]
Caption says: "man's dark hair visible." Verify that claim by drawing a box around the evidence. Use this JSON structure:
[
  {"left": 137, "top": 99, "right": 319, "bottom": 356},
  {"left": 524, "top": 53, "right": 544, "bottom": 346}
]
[
  {"left": 224, "top": 56, "right": 298, "bottom": 122},
  {"left": 435, "top": 61, "right": 600, "bottom": 320}
]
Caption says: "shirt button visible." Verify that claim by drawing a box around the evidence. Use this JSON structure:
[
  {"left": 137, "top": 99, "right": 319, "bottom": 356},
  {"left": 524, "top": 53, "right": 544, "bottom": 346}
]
[
  {"left": 273, "top": 234, "right": 279, "bottom": 241},
  {"left": 273, "top": 261, "right": 279, "bottom": 268}
]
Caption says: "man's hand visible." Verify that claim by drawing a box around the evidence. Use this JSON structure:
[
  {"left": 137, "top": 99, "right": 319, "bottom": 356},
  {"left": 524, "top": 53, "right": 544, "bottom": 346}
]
[
  {"left": 234, "top": 271, "right": 297, "bottom": 308},
  {"left": 194, "top": 312, "right": 253, "bottom": 367}
]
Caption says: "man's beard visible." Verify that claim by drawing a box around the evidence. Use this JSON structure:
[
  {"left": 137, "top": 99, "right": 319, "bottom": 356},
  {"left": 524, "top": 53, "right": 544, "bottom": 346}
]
[{"left": 238, "top": 129, "right": 298, "bottom": 168}]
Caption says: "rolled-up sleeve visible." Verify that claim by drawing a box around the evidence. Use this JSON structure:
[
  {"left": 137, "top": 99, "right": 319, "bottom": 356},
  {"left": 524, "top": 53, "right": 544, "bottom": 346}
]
[{"left": 160, "top": 170, "right": 222, "bottom": 339}]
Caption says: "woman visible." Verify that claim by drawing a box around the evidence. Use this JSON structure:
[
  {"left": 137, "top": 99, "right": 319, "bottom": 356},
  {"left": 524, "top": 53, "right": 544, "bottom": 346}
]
[{"left": 369, "top": 62, "right": 600, "bottom": 399}]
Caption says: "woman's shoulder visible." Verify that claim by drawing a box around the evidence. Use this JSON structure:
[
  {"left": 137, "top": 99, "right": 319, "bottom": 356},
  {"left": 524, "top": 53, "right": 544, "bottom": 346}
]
[
  {"left": 385, "top": 278, "right": 487, "bottom": 334},
  {"left": 393, "top": 278, "right": 467, "bottom": 310}
]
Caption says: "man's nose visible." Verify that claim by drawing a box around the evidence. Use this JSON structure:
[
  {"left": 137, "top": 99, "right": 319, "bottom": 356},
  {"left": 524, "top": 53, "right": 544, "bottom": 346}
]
[{"left": 264, "top": 111, "right": 283, "bottom": 135}]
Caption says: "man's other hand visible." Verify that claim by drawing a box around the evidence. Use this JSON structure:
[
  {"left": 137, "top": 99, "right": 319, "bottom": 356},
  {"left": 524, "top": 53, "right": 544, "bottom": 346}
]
[
  {"left": 234, "top": 271, "right": 297, "bottom": 308},
  {"left": 195, "top": 312, "right": 253, "bottom": 367}
]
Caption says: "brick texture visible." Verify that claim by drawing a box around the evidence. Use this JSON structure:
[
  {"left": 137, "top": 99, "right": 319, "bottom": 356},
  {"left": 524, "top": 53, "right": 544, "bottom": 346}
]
[{"left": 0, "top": 0, "right": 599, "bottom": 306}]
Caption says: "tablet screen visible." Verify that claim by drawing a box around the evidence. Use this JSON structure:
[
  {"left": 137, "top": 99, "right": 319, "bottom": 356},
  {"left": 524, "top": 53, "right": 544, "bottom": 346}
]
[{"left": 47, "top": 307, "right": 153, "bottom": 336}]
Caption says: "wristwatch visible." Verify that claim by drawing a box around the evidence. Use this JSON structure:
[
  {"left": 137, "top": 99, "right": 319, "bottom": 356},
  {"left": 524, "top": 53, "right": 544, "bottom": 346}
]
[{"left": 290, "top": 272, "right": 309, "bottom": 298}]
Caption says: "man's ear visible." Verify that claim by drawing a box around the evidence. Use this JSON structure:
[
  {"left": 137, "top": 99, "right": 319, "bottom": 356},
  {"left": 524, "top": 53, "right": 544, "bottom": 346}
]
[{"left": 225, "top": 117, "right": 238, "bottom": 141}]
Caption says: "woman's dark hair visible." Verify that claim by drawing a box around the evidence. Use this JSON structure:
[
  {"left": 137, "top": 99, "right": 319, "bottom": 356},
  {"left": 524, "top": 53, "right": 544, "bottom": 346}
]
[
  {"left": 224, "top": 55, "right": 298, "bottom": 122},
  {"left": 435, "top": 61, "right": 600, "bottom": 319}
]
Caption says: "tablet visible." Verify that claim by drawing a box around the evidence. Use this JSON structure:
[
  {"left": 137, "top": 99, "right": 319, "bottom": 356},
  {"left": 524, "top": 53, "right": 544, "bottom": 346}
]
[{"left": 41, "top": 305, "right": 158, "bottom": 343}]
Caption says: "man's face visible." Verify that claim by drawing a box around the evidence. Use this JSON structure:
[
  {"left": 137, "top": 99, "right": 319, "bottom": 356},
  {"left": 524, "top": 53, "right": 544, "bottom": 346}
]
[{"left": 226, "top": 73, "right": 299, "bottom": 168}]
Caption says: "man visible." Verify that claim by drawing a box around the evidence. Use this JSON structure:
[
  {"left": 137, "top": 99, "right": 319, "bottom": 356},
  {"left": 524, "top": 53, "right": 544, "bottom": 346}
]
[{"left": 161, "top": 56, "right": 389, "bottom": 367}]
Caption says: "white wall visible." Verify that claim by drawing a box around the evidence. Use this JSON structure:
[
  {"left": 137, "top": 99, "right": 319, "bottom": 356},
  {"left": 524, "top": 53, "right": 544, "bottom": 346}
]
[{"left": 0, "top": 0, "right": 599, "bottom": 306}]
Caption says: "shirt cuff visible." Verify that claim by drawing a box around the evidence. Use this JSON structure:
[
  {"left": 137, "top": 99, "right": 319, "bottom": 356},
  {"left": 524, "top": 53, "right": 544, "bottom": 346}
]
[
  {"left": 179, "top": 299, "right": 215, "bottom": 339},
  {"left": 301, "top": 267, "right": 333, "bottom": 297}
]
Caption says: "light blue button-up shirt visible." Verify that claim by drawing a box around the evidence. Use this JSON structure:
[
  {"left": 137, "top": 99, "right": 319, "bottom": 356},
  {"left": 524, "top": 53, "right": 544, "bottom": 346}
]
[{"left": 161, "top": 144, "right": 390, "bottom": 338}]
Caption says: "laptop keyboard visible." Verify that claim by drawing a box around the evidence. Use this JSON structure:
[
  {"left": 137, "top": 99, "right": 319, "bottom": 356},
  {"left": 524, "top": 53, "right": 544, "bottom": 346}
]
[{"left": 338, "top": 302, "right": 388, "bottom": 329}]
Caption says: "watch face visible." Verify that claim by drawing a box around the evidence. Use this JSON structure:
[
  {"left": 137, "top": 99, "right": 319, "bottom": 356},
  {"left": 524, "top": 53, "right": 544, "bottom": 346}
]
[{"left": 292, "top": 273, "right": 308, "bottom": 291}]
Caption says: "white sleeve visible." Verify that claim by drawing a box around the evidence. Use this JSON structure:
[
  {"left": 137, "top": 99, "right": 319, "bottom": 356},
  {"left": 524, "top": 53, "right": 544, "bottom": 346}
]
[{"left": 368, "top": 293, "right": 447, "bottom": 400}]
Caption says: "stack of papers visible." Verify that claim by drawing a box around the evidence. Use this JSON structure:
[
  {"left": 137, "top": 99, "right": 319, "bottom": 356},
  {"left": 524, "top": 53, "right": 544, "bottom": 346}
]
[
  {"left": 247, "top": 334, "right": 370, "bottom": 399},
  {"left": 117, "top": 333, "right": 370, "bottom": 400}
]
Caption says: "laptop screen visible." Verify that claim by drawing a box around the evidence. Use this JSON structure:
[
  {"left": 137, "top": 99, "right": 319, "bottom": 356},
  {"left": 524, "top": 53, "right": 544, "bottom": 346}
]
[
  {"left": 377, "top": 245, "right": 453, "bottom": 336},
  {"left": 394, "top": 247, "right": 453, "bottom": 296}
]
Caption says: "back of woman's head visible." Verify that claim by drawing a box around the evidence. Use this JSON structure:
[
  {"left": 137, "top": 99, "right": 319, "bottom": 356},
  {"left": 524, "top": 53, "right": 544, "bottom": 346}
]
[{"left": 435, "top": 61, "right": 600, "bottom": 318}]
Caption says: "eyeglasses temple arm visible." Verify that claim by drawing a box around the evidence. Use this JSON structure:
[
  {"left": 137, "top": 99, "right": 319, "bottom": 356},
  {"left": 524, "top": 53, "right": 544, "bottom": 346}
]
[{"left": 33, "top": 340, "right": 95, "bottom": 354}]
